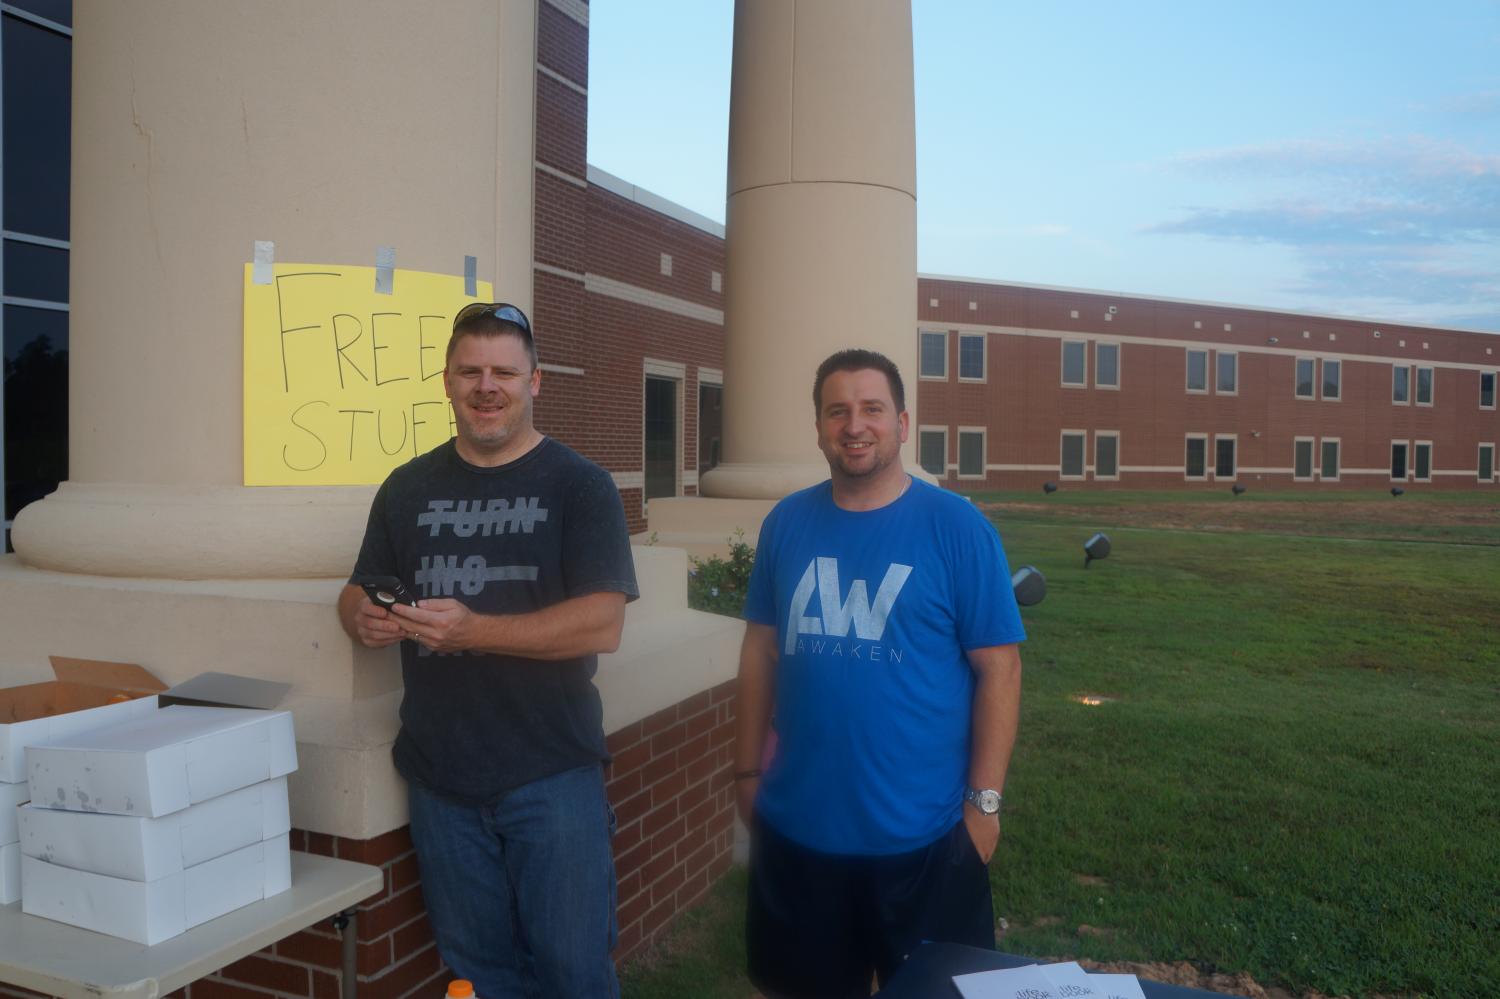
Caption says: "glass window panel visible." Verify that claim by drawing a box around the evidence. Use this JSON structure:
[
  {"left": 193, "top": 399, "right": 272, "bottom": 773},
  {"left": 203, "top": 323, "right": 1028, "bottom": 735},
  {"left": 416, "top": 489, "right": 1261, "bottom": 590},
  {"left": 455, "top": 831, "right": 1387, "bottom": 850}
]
[
  {"left": 1061, "top": 342, "right": 1085, "bottom": 385},
  {"left": 1186, "top": 350, "right": 1207, "bottom": 391},
  {"left": 1296, "top": 358, "right": 1315, "bottom": 397},
  {"left": 1321, "top": 440, "right": 1339, "bottom": 479},
  {"left": 1095, "top": 435, "right": 1117, "bottom": 477},
  {"left": 958, "top": 432, "right": 984, "bottom": 476},
  {"left": 643, "top": 377, "right": 677, "bottom": 501},
  {"left": 958, "top": 335, "right": 984, "bottom": 379},
  {"left": 3, "top": 239, "right": 69, "bottom": 302},
  {"left": 1322, "top": 359, "right": 1341, "bottom": 399},
  {"left": 1060, "top": 433, "right": 1084, "bottom": 477},
  {"left": 9, "top": 1, "right": 72, "bottom": 26},
  {"left": 1482, "top": 372, "right": 1496, "bottom": 408},
  {"left": 1096, "top": 343, "right": 1118, "bottom": 387},
  {"left": 918, "top": 431, "right": 946, "bottom": 477},
  {"left": 1416, "top": 367, "right": 1433, "bottom": 404},
  {"left": 919, "top": 332, "right": 946, "bottom": 378},
  {"left": 1217, "top": 353, "right": 1237, "bottom": 393},
  {"left": 1392, "top": 366, "right": 1409, "bottom": 403},
  {"left": 697, "top": 384, "right": 721, "bottom": 472},
  {"left": 1391, "top": 443, "right": 1408, "bottom": 479},
  {"left": 4, "top": 304, "right": 70, "bottom": 522},
  {"left": 3, "top": 15, "right": 72, "bottom": 240},
  {"left": 1294, "top": 440, "right": 1313, "bottom": 479},
  {"left": 1414, "top": 444, "right": 1431, "bottom": 480},
  {"left": 1480, "top": 445, "right": 1494, "bottom": 481},
  {"left": 1215, "top": 438, "right": 1236, "bottom": 477},
  {"left": 1185, "top": 438, "right": 1206, "bottom": 478}
]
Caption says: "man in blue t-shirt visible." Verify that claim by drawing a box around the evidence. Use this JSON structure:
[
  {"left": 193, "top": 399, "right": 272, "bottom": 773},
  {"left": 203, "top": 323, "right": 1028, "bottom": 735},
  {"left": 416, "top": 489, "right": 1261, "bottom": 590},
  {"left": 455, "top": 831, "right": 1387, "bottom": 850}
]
[{"left": 735, "top": 348, "right": 1026, "bottom": 998}]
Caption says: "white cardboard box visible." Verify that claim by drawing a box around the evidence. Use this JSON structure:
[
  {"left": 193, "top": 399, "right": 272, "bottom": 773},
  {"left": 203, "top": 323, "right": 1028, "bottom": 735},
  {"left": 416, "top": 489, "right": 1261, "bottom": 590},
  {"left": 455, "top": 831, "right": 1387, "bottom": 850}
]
[
  {"left": 1, "top": 780, "right": 29, "bottom": 844},
  {"left": 27, "top": 706, "right": 297, "bottom": 818},
  {"left": 21, "top": 833, "right": 292, "bottom": 945},
  {"left": 18, "top": 776, "right": 290, "bottom": 881},
  {"left": 0, "top": 842, "right": 17, "bottom": 904}
]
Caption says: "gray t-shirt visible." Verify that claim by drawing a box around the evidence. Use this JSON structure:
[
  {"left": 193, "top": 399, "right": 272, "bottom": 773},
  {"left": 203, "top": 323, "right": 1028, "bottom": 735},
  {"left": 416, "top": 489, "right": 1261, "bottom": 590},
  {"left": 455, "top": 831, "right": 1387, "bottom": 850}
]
[{"left": 351, "top": 437, "right": 639, "bottom": 803}]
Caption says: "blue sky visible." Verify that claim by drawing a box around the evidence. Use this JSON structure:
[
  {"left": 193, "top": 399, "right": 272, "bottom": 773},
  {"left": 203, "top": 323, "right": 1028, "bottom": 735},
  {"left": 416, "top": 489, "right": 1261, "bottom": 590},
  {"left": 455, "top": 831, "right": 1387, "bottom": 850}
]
[{"left": 587, "top": 1, "right": 1500, "bottom": 332}]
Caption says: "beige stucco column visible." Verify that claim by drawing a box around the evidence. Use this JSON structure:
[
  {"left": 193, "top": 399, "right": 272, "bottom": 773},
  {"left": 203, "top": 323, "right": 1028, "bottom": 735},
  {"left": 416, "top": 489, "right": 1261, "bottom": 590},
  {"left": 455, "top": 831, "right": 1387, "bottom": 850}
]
[
  {"left": 698, "top": 0, "right": 917, "bottom": 500},
  {"left": 10, "top": 0, "right": 537, "bottom": 580}
]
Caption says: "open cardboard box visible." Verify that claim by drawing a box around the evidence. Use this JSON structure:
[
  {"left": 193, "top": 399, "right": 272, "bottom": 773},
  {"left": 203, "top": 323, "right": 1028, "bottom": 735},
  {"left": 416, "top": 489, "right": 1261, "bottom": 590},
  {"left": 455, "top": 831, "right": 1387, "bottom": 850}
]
[{"left": 0, "top": 658, "right": 166, "bottom": 784}]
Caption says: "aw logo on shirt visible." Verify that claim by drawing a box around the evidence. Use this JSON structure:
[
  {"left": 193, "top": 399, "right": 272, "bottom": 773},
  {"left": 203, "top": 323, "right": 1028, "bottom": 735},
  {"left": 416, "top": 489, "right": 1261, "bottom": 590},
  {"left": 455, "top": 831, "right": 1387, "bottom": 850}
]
[{"left": 785, "top": 557, "right": 912, "bottom": 656}]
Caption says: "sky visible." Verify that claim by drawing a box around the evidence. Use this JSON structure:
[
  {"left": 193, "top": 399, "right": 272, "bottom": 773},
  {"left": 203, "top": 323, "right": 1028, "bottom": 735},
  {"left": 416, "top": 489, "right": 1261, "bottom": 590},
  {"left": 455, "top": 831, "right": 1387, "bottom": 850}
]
[{"left": 587, "top": 1, "right": 1500, "bottom": 332}]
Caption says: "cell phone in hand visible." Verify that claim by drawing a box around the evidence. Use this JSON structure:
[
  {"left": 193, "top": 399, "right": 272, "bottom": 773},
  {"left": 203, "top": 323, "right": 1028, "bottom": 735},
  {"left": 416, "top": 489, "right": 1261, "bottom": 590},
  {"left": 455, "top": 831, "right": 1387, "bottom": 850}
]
[{"left": 353, "top": 575, "right": 418, "bottom": 609}]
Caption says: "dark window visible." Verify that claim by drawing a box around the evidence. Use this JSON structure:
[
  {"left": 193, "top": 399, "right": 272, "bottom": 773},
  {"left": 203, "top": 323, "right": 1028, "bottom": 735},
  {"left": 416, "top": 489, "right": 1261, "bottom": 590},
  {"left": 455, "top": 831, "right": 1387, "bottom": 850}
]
[
  {"left": 1321, "top": 440, "right": 1340, "bottom": 479},
  {"left": 1061, "top": 342, "right": 1085, "bottom": 385},
  {"left": 1186, "top": 349, "right": 1208, "bottom": 391},
  {"left": 918, "top": 430, "right": 946, "bottom": 477},
  {"left": 1295, "top": 358, "right": 1315, "bottom": 398},
  {"left": 1215, "top": 438, "right": 1236, "bottom": 478},
  {"left": 3, "top": 13, "right": 72, "bottom": 240},
  {"left": 1216, "top": 352, "right": 1237, "bottom": 393},
  {"left": 4, "top": 305, "right": 69, "bottom": 525},
  {"left": 644, "top": 376, "right": 677, "bottom": 501},
  {"left": 1414, "top": 443, "right": 1431, "bottom": 481},
  {"left": 1095, "top": 343, "right": 1118, "bottom": 387},
  {"left": 919, "top": 332, "right": 946, "bottom": 378},
  {"left": 958, "top": 431, "right": 984, "bottom": 477},
  {"left": 697, "top": 383, "right": 721, "bottom": 473},
  {"left": 1392, "top": 365, "right": 1410, "bottom": 403},
  {"left": 1294, "top": 440, "right": 1313, "bottom": 479},
  {"left": 958, "top": 335, "right": 985, "bottom": 380},
  {"left": 1095, "top": 434, "right": 1118, "bottom": 478},
  {"left": 1480, "top": 372, "right": 1494, "bottom": 409},
  {"left": 9, "top": 1, "right": 72, "bottom": 26},
  {"left": 1416, "top": 366, "right": 1433, "bottom": 405},
  {"left": 1060, "top": 433, "right": 1084, "bottom": 477},
  {"left": 1391, "top": 442, "right": 1408, "bottom": 479},
  {"left": 1185, "top": 438, "right": 1206, "bottom": 478},
  {"left": 3, "top": 239, "right": 69, "bottom": 302},
  {"left": 1322, "top": 359, "right": 1341, "bottom": 400},
  {"left": 1480, "top": 445, "right": 1494, "bottom": 481}
]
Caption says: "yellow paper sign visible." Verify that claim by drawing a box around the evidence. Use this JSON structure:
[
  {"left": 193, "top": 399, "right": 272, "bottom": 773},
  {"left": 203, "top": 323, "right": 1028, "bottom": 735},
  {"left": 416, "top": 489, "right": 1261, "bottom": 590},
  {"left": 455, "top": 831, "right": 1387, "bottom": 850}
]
[{"left": 243, "top": 263, "right": 493, "bottom": 485}]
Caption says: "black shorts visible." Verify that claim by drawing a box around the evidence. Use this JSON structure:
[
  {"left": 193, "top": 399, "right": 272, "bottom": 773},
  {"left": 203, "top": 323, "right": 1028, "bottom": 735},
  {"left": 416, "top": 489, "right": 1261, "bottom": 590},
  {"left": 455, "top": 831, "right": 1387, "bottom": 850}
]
[{"left": 746, "top": 813, "right": 995, "bottom": 999}]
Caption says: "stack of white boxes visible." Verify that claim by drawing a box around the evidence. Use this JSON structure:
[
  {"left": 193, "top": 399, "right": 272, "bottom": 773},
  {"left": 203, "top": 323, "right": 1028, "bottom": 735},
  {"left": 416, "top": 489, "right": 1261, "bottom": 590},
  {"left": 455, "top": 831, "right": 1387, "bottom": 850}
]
[{"left": 16, "top": 704, "right": 299, "bottom": 944}]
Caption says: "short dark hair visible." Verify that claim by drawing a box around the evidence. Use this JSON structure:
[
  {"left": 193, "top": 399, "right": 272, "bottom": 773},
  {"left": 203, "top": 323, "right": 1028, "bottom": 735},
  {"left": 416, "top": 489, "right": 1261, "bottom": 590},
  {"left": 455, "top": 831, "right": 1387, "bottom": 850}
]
[
  {"left": 813, "top": 349, "right": 906, "bottom": 413},
  {"left": 447, "top": 304, "right": 538, "bottom": 370}
]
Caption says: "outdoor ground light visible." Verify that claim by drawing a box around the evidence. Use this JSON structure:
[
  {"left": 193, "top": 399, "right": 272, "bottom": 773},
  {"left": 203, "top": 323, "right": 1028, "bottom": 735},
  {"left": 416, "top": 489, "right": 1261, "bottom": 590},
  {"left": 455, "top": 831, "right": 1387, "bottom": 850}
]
[
  {"left": 1083, "top": 532, "right": 1110, "bottom": 569},
  {"left": 1231, "top": 483, "right": 1247, "bottom": 496},
  {"left": 1011, "top": 565, "right": 1046, "bottom": 606},
  {"left": 1043, "top": 481, "right": 1058, "bottom": 494},
  {"left": 1391, "top": 486, "right": 1405, "bottom": 497}
]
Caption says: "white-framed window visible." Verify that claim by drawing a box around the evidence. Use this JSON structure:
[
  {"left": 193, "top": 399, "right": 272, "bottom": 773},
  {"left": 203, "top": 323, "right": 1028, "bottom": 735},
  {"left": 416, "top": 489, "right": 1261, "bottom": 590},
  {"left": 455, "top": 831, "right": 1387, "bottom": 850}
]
[
  {"left": 917, "top": 426, "right": 948, "bottom": 478},
  {"left": 1214, "top": 434, "right": 1237, "bottom": 479},
  {"left": 1186, "top": 348, "right": 1209, "bottom": 393},
  {"left": 1480, "top": 371, "right": 1496, "bottom": 410},
  {"left": 1293, "top": 437, "right": 1315, "bottom": 481},
  {"left": 957, "top": 334, "right": 986, "bottom": 381},
  {"left": 1322, "top": 359, "right": 1342, "bottom": 401},
  {"left": 1216, "top": 351, "right": 1238, "bottom": 395},
  {"left": 1414, "top": 441, "right": 1432, "bottom": 482},
  {"left": 957, "top": 427, "right": 986, "bottom": 479},
  {"left": 1391, "top": 440, "right": 1410, "bottom": 480},
  {"left": 1060, "top": 430, "right": 1087, "bottom": 479},
  {"left": 1479, "top": 443, "right": 1496, "bottom": 483},
  {"left": 919, "top": 330, "right": 947, "bottom": 379},
  {"left": 1094, "top": 431, "right": 1119, "bottom": 480},
  {"left": 1061, "top": 340, "right": 1087, "bottom": 387},
  {"left": 1392, "top": 365, "right": 1411, "bottom": 404},
  {"left": 1320, "top": 438, "right": 1341, "bottom": 482},
  {"left": 1415, "top": 366, "right": 1434, "bottom": 406},
  {"left": 1185, "top": 434, "right": 1208, "bottom": 480},
  {"left": 1295, "top": 357, "right": 1316, "bottom": 399},
  {"left": 1095, "top": 342, "right": 1120, "bottom": 389},
  {"left": 642, "top": 359, "right": 687, "bottom": 505}
]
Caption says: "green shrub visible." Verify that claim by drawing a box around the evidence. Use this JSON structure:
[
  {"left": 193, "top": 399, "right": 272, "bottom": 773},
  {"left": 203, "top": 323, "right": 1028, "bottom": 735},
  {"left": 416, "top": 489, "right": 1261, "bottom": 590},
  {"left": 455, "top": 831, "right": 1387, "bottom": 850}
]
[{"left": 688, "top": 530, "right": 755, "bottom": 617}]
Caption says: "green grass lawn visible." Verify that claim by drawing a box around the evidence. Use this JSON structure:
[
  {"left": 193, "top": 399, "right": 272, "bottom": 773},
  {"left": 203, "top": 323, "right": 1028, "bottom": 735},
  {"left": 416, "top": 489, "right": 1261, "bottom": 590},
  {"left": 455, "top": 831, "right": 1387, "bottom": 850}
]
[{"left": 623, "top": 493, "right": 1500, "bottom": 999}]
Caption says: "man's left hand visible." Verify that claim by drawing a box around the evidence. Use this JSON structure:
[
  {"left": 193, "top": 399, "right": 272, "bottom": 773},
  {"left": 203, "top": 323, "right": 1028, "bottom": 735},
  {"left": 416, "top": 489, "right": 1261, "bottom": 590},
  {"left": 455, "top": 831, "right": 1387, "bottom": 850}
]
[
  {"left": 388, "top": 599, "right": 475, "bottom": 653},
  {"left": 963, "top": 805, "right": 1000, "bottom": 864}
]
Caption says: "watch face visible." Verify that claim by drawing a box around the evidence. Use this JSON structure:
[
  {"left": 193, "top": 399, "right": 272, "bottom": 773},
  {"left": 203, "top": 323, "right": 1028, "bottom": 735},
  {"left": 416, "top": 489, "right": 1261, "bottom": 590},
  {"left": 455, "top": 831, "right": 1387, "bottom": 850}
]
[{"left": 976, "top": 789, "right": 1002, "bottom": 814}]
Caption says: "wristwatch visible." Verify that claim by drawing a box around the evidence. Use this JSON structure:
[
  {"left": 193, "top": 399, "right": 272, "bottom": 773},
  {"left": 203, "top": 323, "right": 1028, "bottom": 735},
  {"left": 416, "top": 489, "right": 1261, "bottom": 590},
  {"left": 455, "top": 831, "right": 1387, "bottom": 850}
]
[{"left": 964, "top": 787, "right": 1003, "bottom": 815}]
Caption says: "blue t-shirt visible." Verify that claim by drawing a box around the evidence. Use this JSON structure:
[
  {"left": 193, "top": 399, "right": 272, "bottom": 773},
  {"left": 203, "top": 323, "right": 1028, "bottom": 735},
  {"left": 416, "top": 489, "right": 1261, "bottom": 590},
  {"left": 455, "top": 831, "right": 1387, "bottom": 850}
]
[{"left": 744, "top": 478, "right": 1026, "bottom": 856}]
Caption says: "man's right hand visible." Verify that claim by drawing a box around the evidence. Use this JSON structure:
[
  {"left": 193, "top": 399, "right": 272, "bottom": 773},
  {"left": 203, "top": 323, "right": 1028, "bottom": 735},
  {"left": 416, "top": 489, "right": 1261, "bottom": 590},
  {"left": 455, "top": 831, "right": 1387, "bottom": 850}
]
[
  {"left": 736, "top": 775, "right": 759, "bottom": 825},
  {"left": 353, "top": 596, "right": 405, "bottom": 648}
]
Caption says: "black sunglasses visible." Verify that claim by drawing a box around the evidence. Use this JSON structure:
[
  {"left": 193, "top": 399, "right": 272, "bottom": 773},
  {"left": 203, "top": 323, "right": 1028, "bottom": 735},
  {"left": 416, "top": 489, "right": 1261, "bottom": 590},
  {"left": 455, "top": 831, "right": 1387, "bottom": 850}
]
[{"left": 452, "top": 302, "right": 533, "bottom": 339}]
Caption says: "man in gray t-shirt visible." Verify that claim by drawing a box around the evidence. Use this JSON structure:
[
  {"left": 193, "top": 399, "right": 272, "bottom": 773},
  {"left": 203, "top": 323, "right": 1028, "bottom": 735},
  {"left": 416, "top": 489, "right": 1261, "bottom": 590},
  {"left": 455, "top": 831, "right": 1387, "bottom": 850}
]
[{"left": 338, "top": 302, "right": 636, "bottom": 998}]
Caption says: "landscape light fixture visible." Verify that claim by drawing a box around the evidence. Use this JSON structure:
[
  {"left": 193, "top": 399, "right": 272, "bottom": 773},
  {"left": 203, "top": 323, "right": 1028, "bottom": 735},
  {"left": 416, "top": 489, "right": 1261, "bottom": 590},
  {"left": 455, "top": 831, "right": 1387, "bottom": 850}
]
[
  {"left": 1231, "top": 483, "right": 1247, "bottom": 496},
  {"left": 1011, "top": 565, "right": 1046, "bottom": 607},
  {"left": 1043, "top": 481, "right": 1058, "bottom": 494},
  {"left": 1391, "top": 486, "right": 1405, "bottom": 497},
  {"left": 1083, "top": 532, "right": 1110, "bottom": 569}
]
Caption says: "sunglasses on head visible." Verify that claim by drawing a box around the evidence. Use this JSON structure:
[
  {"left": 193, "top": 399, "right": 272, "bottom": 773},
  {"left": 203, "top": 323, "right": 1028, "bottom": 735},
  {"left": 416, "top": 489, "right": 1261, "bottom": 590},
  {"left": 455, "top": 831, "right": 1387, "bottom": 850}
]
[{"left": 452, "top": 302, "right": 533, "bottom": 338}]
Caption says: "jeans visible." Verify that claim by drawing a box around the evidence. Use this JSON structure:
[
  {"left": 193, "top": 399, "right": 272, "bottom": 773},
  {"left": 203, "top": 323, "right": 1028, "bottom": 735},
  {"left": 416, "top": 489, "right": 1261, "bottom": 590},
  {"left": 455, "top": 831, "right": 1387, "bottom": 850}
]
[{"left": 408, "top": 765, "right": 620, "bottom": 998}]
